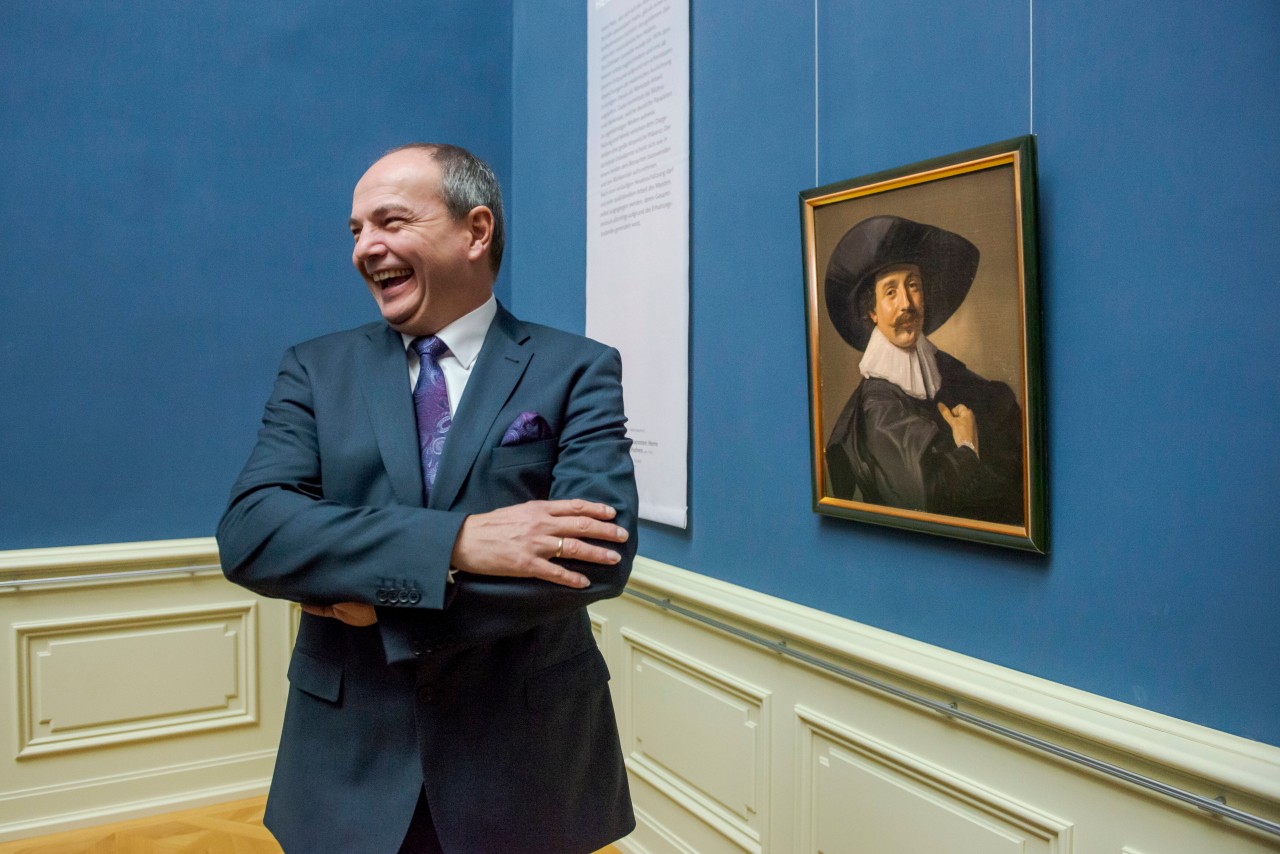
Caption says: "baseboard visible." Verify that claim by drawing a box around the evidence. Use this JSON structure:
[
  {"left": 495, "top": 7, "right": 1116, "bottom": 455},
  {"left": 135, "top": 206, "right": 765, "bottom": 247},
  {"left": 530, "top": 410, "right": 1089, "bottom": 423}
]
[{"left": 0, "top": 752, "right": 273, "bottom": 842}]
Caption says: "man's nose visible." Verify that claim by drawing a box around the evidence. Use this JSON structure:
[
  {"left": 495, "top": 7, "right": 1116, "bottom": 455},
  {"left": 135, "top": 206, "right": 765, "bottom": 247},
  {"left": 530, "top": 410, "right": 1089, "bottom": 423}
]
[{"left": 353, "top": 230, "right": 385, "bottom": 264}]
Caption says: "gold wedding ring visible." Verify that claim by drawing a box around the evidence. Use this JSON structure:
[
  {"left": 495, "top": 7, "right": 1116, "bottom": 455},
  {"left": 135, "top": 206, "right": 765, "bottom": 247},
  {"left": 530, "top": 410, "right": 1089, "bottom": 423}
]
[{"left": 554, "top": 537, "right": 564, "bottom": 559}]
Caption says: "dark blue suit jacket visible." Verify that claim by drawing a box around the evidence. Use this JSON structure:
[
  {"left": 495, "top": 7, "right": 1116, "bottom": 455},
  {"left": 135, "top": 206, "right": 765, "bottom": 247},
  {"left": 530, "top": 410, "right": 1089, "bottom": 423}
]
[{"left": 217, "top": 304, "right": 638, "bottom": 853}]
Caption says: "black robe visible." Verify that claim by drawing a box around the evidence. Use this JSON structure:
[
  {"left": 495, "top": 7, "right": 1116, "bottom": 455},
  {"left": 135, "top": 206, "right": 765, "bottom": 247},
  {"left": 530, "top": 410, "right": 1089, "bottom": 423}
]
[{"left": 825, "top": 350, "right": 1024, "bottom": 525}]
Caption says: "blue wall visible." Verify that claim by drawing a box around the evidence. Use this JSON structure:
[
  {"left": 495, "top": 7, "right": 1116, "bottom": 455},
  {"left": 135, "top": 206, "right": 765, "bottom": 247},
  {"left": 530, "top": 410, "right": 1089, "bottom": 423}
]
[
  {"left": 511, "top": 0, "right": 1280, "bottom": 744},
  {"left": 2, "top": 0, "right": 1276, "bottom": 748},
  {"left": 0, "top": 0, "right": 512, "bottom": 549}
]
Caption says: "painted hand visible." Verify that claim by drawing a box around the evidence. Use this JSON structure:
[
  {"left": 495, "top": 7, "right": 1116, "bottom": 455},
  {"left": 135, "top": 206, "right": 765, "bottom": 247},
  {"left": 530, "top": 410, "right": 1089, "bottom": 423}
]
[{"left": 938, "top": 402, "right": 980, "bottom": 458}]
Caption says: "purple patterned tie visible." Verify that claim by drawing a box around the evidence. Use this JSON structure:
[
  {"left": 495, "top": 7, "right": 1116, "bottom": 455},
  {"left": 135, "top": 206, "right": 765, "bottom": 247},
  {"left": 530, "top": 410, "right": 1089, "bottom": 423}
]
[{"left": 412, "top": 335, "right": 452, "bottom": 500}]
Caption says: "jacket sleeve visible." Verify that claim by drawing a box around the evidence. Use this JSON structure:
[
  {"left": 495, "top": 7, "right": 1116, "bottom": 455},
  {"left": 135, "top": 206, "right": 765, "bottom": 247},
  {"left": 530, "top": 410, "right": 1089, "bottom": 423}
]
[
  {"left": 859, "top": 388, "right": 981, "bottom": 511},
  {"left": 216, "top": 346, "right": 465, "bottom": 612},
  {"left": 379, "top": 345, "right": 638, "bottom": 655}
]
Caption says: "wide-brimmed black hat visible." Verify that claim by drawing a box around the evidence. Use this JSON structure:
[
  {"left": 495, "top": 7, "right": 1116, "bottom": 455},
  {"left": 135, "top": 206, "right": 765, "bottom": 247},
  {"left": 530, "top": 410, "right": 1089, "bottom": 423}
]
[{"left": 824, "top": 215, "right": 980, "bottom": 351}]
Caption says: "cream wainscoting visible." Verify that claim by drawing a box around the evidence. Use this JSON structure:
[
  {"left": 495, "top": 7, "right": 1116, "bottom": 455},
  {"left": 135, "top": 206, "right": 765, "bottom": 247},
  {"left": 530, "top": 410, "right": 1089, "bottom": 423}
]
[
  {"left": 3, "top": 542, "right": 1278, "bottom": 851},
  {"left": 594, "top": 558, "right": 1280, "bottom": 854},
  {"left": 0, "top": 538, "right": 295, "bottom": 842}
]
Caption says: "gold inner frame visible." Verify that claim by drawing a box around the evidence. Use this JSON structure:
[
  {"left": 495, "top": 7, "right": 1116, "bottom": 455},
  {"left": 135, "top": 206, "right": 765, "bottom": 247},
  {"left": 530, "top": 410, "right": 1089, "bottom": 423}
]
[{"left": 803, "top": 150, "right": 1030, "bottom": 537}]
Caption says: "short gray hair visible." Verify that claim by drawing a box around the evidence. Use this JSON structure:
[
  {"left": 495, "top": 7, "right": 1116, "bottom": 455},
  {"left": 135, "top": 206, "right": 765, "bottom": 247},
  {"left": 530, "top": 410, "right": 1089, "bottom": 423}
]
[{"left": 383, "top": 142, "right": 506, "bottom": 274}]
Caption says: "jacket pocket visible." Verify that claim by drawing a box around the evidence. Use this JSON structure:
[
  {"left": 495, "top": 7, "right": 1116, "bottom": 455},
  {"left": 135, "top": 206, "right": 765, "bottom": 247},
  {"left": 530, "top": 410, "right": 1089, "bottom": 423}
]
[
  {"left": 489, "top": 439, "right": 557, "bottom": 470},
  {"left": 287, "top": 647, "right": 343, "bottom": 703},
  {"left": 525, "top": 646, "right": 610, "bottom": 712}
]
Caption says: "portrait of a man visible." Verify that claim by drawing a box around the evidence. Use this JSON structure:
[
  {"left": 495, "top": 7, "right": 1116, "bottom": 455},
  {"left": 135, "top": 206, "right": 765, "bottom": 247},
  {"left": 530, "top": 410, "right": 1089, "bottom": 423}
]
[
  {"left": 802, "top": 138, "right": 1044, "bottom": 550},
  {"left": 821, "top": 215, "right": 1024, "bottom": 526}
]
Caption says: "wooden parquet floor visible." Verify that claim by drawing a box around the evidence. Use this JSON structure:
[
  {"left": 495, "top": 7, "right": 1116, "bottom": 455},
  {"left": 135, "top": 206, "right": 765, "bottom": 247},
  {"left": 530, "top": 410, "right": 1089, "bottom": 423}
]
[
  {"left": 0, "top": 798, "right": 280, "bottom": 854},
  {"left": 0, "top": 797, "right": 623, "bottom": 853}
]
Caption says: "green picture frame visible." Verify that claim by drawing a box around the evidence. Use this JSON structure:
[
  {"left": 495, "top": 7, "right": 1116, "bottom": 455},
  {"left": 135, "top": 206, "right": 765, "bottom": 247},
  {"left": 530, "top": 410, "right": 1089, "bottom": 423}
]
[{"left": 801, "top": 136, "right": 1046, "bottom": 552}]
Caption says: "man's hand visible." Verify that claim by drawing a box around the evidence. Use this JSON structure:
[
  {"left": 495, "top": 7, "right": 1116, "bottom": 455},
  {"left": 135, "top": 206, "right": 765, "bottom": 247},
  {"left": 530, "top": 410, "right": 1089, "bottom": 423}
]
[
  {"left": 301, "top": 601, "right": 378, "bottom": 626},
  {"left": 938, "top": 402, "right": 980, "bottom": 458},
  {"left": 451, "top": 498, "right": 628, "bottom": 589}
]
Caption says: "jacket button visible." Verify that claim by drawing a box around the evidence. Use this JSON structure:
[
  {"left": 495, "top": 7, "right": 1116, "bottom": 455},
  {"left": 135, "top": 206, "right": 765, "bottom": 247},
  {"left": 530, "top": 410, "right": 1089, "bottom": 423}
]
[
  {"left": 408, "top": 590, "right": 421, "bottom": 604},
  {"left": 376, "top": 588, "right": 388, "bottom": 604}
]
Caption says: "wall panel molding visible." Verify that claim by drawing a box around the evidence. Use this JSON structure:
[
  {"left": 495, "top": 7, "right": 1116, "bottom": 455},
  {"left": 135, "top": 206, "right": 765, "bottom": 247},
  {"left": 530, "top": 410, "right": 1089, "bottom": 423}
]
[
  {"left": 600, "top": 557, "right": 1280, "bottom": 853},
  {"left": 0, "top": 538, "right": 292, "bottom": 843},
  {"left": 629, "top": 803, "right": 703, "bottom": 854},
  {"left": 14, "top": 603, "right": 258, "bottom": 757},
  {"left": 621, "top": 630, "right": 770, "bottom": 853},
  {"left": 796, "top": 706, "right": 1073, "bottom": 853},
  {"left": 590, "top": 611, "right": 607, "bottom": 652},
  {"left": 624, "top": 558, "right": 1280, "bottom": 806},
  {"left": 0, "top": 538, "right": 219, "bottom": 583}
]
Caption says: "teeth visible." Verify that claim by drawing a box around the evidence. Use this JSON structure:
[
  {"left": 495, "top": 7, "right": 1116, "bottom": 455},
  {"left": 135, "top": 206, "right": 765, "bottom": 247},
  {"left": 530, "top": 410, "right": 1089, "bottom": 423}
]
[{"left": 371, "top": 267, "right": 411, "bottom": 283}]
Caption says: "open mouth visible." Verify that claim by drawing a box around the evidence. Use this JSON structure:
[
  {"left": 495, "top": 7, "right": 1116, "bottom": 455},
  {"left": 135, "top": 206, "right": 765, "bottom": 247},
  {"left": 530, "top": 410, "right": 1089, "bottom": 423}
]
[{"left": 371, "top": 267, "right": 413, "bottom": 289}]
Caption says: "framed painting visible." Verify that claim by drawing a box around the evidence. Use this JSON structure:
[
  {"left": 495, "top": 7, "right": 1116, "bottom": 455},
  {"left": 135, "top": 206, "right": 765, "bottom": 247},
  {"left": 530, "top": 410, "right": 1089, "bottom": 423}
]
[{"left": 801, "top": 135, "right": 1046, "bottom": 552}]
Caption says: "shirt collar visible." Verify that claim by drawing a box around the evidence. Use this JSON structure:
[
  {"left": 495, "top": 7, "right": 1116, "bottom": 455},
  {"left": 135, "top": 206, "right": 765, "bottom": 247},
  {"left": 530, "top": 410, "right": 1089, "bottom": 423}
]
[
  {"left": 858, "top": 326, "right": 941, "bottom": 400},
  {"left": 400, "top": 295, "right": 497, "bottom": 369}
]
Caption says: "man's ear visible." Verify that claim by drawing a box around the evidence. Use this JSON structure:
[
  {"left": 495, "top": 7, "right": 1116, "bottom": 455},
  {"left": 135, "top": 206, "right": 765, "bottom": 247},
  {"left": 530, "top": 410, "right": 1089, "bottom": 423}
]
[{"left": 465, "top": 206, "right": 494, "bottom": 262}]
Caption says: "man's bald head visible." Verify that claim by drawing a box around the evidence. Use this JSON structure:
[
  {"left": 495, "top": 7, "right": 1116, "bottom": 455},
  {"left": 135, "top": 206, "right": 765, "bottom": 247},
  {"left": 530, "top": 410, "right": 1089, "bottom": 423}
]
[{"left": 381, "top": 143, "right": 505, "bottom": 274}]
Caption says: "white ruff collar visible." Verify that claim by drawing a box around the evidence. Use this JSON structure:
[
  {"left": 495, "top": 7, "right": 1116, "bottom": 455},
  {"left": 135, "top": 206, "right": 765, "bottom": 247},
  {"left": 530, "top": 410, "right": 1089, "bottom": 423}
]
[{"left": 859, "top": 327, "right": 941, "bottom": 400}]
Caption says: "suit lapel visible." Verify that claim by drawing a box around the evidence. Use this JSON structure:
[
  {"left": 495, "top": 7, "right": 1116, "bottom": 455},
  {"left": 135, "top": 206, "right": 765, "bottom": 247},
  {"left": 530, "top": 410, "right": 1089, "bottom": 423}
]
[
  {"left": 358, "top": 324, "right": 425, "bottom": 507},
  {"left": 429, "top": 305, "right": 532, "bottom": 509}
]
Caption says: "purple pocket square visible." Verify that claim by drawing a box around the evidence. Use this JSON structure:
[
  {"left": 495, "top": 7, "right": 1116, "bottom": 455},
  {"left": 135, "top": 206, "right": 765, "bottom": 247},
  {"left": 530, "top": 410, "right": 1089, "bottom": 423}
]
[{"left": 501, "top": 411, "right": 554, "bottom": 446}]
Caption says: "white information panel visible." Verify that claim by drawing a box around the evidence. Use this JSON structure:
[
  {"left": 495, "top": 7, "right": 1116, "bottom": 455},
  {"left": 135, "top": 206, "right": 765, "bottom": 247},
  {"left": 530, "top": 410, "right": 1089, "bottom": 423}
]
[{"left": 586, "top": 0, "right": 690, "bottom": 528}]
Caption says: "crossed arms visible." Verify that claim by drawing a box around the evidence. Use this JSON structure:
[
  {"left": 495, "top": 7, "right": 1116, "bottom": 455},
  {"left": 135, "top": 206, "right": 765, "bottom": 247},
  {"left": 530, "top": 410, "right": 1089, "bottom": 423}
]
[{"left": 216, "top": 336, "right": 638, "bottom": 646}]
